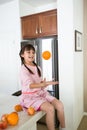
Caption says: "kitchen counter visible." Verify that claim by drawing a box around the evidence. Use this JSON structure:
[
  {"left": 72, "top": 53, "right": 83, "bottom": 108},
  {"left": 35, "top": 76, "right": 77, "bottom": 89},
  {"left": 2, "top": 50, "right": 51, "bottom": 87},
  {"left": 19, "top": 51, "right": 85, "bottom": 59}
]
[{"left": 0, "top": 94, "right": 45, "bottom": 130}]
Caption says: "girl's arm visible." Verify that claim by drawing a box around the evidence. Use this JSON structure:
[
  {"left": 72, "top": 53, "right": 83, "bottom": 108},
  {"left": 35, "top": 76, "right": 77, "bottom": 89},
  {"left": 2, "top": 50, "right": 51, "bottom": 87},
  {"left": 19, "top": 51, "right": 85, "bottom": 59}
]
[{"left": 29, "top": 79, "right": 58, "bottom": 89}]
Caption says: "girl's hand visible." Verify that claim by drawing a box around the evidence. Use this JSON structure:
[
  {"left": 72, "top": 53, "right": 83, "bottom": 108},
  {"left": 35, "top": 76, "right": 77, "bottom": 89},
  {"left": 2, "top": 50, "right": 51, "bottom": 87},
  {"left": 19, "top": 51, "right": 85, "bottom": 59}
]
[
  {"left": 46, "top": 81, "right": 58, "bottom": 85},
  {"left": 30, "top": 79, "right": 58, "bottom": 89},
  {"left": 41, "top": 78, "right": 48, "bottom": 88},
  {"left": 41, "top": 78, "right": 58, "bottom": 88}
]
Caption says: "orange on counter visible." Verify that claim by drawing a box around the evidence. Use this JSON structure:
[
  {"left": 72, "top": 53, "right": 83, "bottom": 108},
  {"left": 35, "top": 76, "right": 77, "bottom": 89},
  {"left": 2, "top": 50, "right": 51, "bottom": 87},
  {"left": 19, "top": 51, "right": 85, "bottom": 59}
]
[
  {"left": 0, "top": 120, "right": 8, "bottom": 129},
  {"left": 7, "top": 112, "right": 19, "bottom": 126},
  {"left": 14, "top": 104, "right": 23, "bottom": 112},
  {"left": 27, "top": 107, "right": 35, "bottom": 116},
  {"left": 1, "top": 114, "right": 8, "bottom": 122}
]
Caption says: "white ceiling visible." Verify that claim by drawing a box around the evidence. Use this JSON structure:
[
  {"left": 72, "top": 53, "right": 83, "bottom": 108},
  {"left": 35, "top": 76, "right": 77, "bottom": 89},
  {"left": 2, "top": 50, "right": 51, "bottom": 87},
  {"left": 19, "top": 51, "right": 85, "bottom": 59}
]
[
  {"left": 0, "top": 0, "right": 57, "bottom": 6},
  {"left": 22, "top": 0, "right": 57, "bottom": 7},
  {"left": 0, "top": 0, "right": 13, "bottom": 4}
]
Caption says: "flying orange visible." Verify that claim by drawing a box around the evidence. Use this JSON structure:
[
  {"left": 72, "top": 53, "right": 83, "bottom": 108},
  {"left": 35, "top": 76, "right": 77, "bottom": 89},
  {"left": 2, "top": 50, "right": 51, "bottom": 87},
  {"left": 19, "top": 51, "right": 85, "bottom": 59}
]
[{"left": 42, "top": 51, "right": 51, "bottom": 60}]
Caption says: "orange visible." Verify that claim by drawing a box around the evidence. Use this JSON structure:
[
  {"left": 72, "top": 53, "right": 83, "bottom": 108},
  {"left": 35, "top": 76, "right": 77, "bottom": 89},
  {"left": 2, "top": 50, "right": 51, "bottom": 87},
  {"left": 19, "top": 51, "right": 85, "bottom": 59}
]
[
  {"left": 1, "top": 114, "right": 8, "bottom": 122},
  {"left": 0, "top": 120, "right": 8, "bottom": 129},
  {"left": 14, "top": 104, "right": 23, "bottom": 112},
  {"left": 42, "top": 51, "right": 51, "bottom": 60},
  {"left": 7, "top": 112, "right": 19, "bottom": 126},
  {"left": 27, "top": 107, "right": 35, "bottom": 115}
]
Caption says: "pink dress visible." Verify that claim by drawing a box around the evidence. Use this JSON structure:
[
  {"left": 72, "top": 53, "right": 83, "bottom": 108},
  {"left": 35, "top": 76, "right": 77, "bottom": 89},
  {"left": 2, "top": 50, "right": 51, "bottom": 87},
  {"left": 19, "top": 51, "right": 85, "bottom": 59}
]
[{"left": 20, "top": 64, "right": 55, "bottom": 111}]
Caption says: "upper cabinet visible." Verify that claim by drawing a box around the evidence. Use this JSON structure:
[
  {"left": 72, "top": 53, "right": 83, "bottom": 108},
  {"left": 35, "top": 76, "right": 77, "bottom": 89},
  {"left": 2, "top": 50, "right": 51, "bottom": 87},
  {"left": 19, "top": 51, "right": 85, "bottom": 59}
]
[{"left": 21, "top": 9, "right": 57, "bottom": 39}]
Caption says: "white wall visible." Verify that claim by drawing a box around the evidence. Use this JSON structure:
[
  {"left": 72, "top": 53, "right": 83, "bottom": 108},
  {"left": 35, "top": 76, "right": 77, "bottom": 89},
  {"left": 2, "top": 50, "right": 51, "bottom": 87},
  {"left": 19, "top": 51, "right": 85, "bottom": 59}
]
[
  {"left": 19, "top": 0, "right": 35, "bottom": 17},
  {"left": 73, "top": 0, "right": 83, "bottom": 128},
  {"left": 0, "top": 0, "right": 21, "bottom": 94},
  {"left": 83, "top": 0, "right": 87, "bottom": 112},
  {"left": 58, "top": 0, "right": 83, "bottom": 130},
  {"left": 19, "top": 0, "right": 57, "bottom": 17}
]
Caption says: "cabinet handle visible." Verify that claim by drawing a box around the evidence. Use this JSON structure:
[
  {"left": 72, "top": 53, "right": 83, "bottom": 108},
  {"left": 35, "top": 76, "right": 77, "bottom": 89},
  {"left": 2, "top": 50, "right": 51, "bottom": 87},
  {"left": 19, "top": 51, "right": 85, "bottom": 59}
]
[
  {"left": 36, "top": 28, "right": 38, "bottom": 34},
  {"left": 39, "top": 27, "right": 42, "bottom": 34}
]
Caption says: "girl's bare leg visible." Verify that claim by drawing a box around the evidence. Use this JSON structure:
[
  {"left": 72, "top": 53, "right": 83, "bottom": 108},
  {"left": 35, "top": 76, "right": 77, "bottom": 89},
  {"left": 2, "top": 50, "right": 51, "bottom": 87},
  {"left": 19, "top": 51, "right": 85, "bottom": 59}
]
[
  {"left": 51, "top": 98, "right": 65, "bottom": 128},
  {"left": 40, "top": 102, "right": 55, "bottom": 130}
]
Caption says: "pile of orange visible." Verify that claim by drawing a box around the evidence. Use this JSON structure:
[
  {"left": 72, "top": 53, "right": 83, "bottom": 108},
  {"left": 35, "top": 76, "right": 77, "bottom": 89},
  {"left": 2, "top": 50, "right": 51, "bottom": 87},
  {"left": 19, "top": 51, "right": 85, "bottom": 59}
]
[
  {"left": 0, "top": 111, "right": 19, "bottom": 129},
  {"left": 7, "top": 112, "right": 19, "bottom": 126},
  {"left": 14, "top": 104, "right": 23, "bottom": 112},
  {"left": 27, "top": 107, "right": 35, "bottom": 115},
  {"left": 0, "top": 104, "right": 36, "bottom": 129}
]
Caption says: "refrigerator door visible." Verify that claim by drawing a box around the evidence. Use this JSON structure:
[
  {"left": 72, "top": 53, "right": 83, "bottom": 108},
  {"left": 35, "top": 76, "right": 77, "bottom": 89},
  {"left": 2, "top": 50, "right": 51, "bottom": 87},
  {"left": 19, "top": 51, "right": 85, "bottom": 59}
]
[{"left": 37, "top": 37, "right": 59, "bottom": 98}]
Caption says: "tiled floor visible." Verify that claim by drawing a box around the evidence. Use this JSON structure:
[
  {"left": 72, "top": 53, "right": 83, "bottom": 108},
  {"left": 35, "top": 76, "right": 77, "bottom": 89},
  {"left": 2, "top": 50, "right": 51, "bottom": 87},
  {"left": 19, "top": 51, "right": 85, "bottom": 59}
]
[
  {"left": 37, "top": 116, "right": 87, "bottom": 130},
  {"left": 37, "top": 114, "right": 59, "bottom": 130},
  {"left": 37, "top": 123, "right": 59, "bottom": 130},
  {"left": 77, "top": 116, "right": 87, "bottom": 130}
]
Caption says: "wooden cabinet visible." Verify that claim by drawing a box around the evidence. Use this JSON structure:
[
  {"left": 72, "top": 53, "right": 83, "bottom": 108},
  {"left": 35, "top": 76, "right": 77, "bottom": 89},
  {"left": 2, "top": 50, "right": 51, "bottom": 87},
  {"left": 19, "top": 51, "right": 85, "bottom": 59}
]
[{"left": 21, "top": 9, "right": 57, "bottom": 39}]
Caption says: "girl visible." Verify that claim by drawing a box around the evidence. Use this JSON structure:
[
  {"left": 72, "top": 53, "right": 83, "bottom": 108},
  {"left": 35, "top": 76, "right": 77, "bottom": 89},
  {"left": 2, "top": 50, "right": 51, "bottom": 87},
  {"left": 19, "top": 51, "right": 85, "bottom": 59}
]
[{"left": 19, "top": 44, "right": 66, "bottom": 130}]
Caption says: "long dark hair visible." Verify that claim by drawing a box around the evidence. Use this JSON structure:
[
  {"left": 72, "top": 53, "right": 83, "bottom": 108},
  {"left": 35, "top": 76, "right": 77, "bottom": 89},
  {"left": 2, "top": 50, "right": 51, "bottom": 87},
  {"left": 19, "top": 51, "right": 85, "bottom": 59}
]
[{"left": 19, "top": 44, "right": 41, "bottom": 77}]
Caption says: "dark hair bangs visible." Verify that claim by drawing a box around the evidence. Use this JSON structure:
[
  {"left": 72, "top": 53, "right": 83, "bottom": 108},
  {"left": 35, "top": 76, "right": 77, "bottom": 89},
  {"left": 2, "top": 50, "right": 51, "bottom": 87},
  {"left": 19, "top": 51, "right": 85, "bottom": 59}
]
[{"left": 24, "top": 44, "right": 35, "bottom": 52}]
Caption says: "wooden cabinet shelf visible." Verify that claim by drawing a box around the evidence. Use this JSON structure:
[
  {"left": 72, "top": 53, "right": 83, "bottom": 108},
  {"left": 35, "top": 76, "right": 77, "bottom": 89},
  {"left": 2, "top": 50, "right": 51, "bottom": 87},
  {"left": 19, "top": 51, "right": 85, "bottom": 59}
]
[{"left": 21, "top": 9, "right": 57, "bottom": 39}]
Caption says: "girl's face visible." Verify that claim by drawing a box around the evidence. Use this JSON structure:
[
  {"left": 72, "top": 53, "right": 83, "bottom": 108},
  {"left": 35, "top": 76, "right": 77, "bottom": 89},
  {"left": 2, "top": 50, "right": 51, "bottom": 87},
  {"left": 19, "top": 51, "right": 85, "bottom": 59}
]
[{"left": 21, "top": 49, "right": 35, "bottom": 64}]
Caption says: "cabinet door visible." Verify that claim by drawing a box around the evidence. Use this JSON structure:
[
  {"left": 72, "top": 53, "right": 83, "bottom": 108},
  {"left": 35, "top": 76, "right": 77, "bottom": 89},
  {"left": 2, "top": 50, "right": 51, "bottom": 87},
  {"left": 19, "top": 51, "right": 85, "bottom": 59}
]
[
  {"left": 21, "top": 15, "right": 39, "bottom": 39},
  {"left": 39, "top": 9, "right": 57, "bottom": 37}
]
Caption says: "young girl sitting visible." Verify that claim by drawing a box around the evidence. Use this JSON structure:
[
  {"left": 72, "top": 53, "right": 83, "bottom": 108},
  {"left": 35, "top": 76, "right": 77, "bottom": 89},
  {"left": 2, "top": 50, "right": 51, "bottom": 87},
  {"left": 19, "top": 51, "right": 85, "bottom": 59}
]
[{"left": 19, "top": 44, "right": 66, "bottom": 130}]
